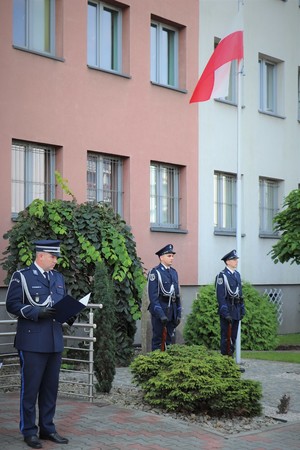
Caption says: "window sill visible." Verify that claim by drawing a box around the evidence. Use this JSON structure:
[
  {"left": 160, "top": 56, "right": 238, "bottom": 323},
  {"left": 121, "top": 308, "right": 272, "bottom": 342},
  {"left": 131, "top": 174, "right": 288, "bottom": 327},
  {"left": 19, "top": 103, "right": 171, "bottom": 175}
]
[
  {"left": 214, "top": 229, "right": 246, "bottom": 237},
  {"left": 87, "top": 65, "right": 131, "bottom": 79},
  {"left": 259, "top": 233, "right": 280, "bottom": 239},
  {"left": 150, "top": 81, "right": 187, "bottom": 94},
  {"left": 150, "top": 227, "right": 188, "bottom": 234},
  {"left": 258, "top": 110, "right": 286, "bottom": 120},
  {"left": 13, "top": 45, "right": 65, "bottom": 62}
]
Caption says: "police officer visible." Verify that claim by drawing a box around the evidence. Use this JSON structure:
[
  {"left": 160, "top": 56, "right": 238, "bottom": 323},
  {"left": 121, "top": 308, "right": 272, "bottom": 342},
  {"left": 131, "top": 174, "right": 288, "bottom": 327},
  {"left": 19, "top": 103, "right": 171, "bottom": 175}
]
[
  {"left": 6, "top": 240, "right": 69, "bottom": 448},
  {"left": 216, "top": 249, "right": 245, "bottom": 357},
  {"left": 147, "top": 244, "right": 182, "bottom": 351}
]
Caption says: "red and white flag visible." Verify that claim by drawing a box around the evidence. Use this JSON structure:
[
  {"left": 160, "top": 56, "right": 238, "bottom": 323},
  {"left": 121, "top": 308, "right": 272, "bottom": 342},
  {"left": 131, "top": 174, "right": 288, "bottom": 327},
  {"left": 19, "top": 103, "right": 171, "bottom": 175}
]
[{"left": 190, "top": 30, "right": 243, "bottom": 103}]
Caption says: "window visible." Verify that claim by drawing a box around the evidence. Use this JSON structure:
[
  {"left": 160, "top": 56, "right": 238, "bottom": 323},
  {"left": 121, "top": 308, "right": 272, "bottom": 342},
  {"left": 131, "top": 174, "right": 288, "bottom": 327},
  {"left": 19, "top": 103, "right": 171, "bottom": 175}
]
[
  {"left": 259, "top": 178, "right": 280, "bottom": 236},
  {"left": 87, "top": 1, "right": 122, "bottom": 72},
  {"left": 12, "top": 141, "right": 56, "bottom": 218},
  {"left": 13, "top": 0, "right": 55, "bottom": 55},
  {"left": 150, "top": 21, "right": 179, "bottom": 88},
  {"left": 259, "top": 56, "right": 283, "bottom": 115},
  {"left": 87, "top": 153, "right": 123, "bottom": 214},
  {"left": 214, "top": 38, "right": 238, "bottom": 103},
  {"left": 150, "top": 163, "right": 180, "bottom": 228},
  {"left": 214, "top": 172, "right": 237, "bottom": 233}
]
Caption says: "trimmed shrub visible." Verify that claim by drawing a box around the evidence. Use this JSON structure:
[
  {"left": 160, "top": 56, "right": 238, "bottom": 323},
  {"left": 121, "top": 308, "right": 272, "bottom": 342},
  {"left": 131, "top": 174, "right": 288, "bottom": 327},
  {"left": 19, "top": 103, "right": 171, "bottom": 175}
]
[
  {"left": 130, "top": 344, "right": 262, "bottom": 417},
  {"left": 183, "top": 282, "right": 279, "bottom": 351}
]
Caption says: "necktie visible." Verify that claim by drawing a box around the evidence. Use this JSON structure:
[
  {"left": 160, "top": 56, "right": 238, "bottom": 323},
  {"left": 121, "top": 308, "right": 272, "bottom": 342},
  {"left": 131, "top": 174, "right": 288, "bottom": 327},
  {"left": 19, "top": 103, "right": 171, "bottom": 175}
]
[{"left": 44, "top": 271, "right": 50, "bottom": 284}]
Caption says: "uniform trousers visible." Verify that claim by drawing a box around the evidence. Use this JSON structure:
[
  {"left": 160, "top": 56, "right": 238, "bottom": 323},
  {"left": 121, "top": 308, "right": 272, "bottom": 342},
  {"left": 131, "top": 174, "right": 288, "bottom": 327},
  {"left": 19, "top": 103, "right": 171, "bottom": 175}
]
[
  {"left": 220, "top": 317, "right": 240, "bottom": 356},
  {"left": 19, "top": 350, "right": 62, "bottom": 437}
]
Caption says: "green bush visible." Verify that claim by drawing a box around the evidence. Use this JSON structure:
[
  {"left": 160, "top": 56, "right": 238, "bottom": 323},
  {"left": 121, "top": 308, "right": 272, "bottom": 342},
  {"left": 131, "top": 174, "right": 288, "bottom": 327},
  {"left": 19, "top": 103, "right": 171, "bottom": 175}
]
[
  {"left": 93, "top": 261, "right": 116, "bottom": 393},
  {"left": 183, "top": 282, "right": 279, "bottom": 351},
  {"left": 130, "top": 344, "right": 262, "bottom": 417}
]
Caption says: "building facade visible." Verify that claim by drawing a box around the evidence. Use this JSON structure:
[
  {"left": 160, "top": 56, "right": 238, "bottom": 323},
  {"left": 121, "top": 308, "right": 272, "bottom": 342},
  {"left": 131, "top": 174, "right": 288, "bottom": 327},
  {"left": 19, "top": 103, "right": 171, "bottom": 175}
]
[
  {"left": 197, "top": 0, "right": 300, "bottom": 333},
  {"left": 0, "top": 0, "right": 200, "bottom": 326}
]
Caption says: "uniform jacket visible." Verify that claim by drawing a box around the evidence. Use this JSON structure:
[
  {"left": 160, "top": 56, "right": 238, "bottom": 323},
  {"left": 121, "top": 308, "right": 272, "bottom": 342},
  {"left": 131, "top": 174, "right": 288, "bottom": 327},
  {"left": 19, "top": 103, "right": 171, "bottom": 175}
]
[
  {"left": 216, "top": 267, "right": 245, "bottom": 321},
  {"left": 6, "top": 264, "right": 66, "bottom": 353},
  {"left": 147, "top": 263, "right": 181, "bottom": 322}
]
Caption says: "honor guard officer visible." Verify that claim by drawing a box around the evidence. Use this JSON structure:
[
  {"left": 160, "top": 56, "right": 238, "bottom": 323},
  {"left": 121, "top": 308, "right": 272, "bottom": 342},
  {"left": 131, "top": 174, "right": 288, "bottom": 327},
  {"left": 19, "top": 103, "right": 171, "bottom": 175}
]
[
  {"left": 216, "top": 249, "right": 245, "bottom": 357},
  {"left": 6, "top": 240, "right": 70, "bottom": 448},
  {"left": 147, "top": 244, "right": 182, "bottom": 351}
]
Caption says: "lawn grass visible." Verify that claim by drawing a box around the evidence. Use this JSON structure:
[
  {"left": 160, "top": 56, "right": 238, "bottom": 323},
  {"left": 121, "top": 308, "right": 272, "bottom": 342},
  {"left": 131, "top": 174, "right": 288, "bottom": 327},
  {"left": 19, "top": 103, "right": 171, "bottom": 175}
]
[
  {"left": 241, "top": 333, "right": 300, "bottom": 364},
  {"left": 278, "top": 333, "right": 300, "bottom": 346},
  {"left": 242, "top": 351, "right": 300, "bottom": 364}
]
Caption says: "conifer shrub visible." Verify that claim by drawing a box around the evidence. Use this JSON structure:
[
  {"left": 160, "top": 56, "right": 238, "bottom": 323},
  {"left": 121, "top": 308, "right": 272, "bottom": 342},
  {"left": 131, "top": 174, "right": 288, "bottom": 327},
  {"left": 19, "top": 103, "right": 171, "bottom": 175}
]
[
  {"left": 93, "top": 261, "right": 116, "bottom": 393},
  {"left": 183, "top": 282, "right": 279, "bottom": 351},
  {"left": 130, "top": 344, "right": 262, "bottom": 417}
]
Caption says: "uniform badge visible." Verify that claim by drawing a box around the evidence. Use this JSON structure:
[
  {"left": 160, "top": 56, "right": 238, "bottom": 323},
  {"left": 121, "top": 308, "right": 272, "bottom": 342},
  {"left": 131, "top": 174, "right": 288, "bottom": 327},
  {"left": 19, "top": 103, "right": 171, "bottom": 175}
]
[
  {"left": 217, "top": 277, "right": 223, "bottom": 285},
  {"left": 149, "top": 273, "right": 156, "bottom": 282},
  {"left": 33, "top": 270, "right": 38, "bottom": 275}
]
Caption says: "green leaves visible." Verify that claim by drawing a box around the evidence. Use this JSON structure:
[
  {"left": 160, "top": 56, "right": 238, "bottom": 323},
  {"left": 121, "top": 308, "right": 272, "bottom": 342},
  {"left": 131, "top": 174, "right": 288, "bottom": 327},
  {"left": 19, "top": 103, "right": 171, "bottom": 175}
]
[
  {"left": 1, "top": 181, "right": 146, "bottom": 366},
  {"left": 183, "top": 283, "right": 279, "bottom": 351},
  {"left": 271, "top": 188, "right": 300, "bottom": 265}
]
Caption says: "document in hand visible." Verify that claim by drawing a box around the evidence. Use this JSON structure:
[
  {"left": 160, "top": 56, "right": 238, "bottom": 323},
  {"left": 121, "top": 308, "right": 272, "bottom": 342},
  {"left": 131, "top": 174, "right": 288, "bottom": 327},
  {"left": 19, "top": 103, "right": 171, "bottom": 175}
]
[{"left": 53, "top": 293, "right": 91, "bottom": 323}]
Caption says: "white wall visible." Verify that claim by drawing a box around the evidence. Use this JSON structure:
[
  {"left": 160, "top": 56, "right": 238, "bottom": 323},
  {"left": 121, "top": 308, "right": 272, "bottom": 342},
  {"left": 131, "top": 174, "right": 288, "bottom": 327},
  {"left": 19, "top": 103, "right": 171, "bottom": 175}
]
[{"left": 197, "top": 0, "right": 300, "bottom": 332}]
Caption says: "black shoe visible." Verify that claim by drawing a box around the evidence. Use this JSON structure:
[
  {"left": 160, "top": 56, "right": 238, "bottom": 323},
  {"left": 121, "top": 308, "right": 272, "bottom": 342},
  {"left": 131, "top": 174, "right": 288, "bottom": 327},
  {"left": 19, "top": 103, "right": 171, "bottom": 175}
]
[
  {"left": 24, "top": 435, "right": 43, "bottom": 449},
  {"left": 239, "top": 367, "right": 245, "bottom": 373},
  {"left": 40, "top": 432, "right": 69, "bottom": 444}
]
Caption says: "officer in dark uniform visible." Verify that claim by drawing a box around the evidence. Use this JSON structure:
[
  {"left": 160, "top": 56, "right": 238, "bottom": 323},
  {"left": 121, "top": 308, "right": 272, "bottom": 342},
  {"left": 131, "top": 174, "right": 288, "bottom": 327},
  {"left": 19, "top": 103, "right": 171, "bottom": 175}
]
[
  {"left": 216, "top": 249, "right": 245, "bottom": 357},
  {"left": 6, "top": 240, "right": 69, "bottom": 448},
  {"left": 147, "top": 244, "right": 182, "bottom": 351}
]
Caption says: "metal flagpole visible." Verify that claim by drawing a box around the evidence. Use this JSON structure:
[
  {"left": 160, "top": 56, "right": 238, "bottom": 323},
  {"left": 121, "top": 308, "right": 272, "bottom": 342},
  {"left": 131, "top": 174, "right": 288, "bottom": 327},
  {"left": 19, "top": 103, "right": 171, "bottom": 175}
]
[
  {"left": 235, "top": 57, "right": 243, "bottom": 365},
  {"left": 235, "top": 0, "right": 245, "bottom": 366}
]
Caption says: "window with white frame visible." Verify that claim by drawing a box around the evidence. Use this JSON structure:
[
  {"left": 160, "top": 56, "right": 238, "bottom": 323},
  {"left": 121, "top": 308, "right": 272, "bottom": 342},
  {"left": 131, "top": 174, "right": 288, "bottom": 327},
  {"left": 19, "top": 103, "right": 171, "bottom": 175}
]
[
  {"left": 87, "top": 1, "right": 122, "bottom": 72},
  {"left": 87, "top": 153, "right": 123, "bottom": 214},
  {"left": 13, "top": 0, "right": 55, "bottom": 55},
  {"left": 150, "top": 163, "right": 180, "bottom": 228},
  {"left": 214, "top": 172, "right": 237, "bottom": 232},
  {"left": 214, "top": 38, "right": 238, "bottom": 104},
  {"left": 259, "top": 56, "right": 281, "bottom": 114},
  {"left": 259, "top": 177, "right": 280, "bottom": 235},
  {"left": 12, "top": 141, "right": 56, "bottom": 218},
  {"left": 150, "top": 21, "right": 179, "bottom": 88}
]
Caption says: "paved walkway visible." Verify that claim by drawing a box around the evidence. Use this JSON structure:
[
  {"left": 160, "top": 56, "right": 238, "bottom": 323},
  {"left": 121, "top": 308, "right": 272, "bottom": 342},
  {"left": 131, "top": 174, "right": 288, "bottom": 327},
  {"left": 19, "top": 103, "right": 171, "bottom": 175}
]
[{"left": 1, "top": 359, "right": 300, "bottom": 450}]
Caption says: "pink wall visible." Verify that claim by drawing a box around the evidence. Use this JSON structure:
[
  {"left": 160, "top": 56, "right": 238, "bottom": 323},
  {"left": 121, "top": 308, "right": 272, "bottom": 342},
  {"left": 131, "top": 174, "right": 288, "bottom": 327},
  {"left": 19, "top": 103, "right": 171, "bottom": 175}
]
[{"left": 0, "top": 0, "right": 199, "bottom": 286}]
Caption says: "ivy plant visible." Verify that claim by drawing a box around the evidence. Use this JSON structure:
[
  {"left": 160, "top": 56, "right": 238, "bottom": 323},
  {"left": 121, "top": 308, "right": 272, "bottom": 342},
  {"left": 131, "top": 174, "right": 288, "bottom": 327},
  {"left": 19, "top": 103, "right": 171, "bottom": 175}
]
[{"left": 1, "top": 174, "right": 146, "bottom": 365}]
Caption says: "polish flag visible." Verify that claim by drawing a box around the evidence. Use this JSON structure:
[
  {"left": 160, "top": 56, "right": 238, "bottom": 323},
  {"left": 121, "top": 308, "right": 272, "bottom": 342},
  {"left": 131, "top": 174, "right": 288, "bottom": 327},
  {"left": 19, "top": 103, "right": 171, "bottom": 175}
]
[{"left": 190, "top": 30, "right": 243, "bottom": 103}]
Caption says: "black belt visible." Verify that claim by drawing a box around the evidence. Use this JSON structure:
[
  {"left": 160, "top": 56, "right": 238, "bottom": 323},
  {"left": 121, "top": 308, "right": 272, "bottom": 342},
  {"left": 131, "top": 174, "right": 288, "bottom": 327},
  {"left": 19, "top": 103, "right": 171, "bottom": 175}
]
[{"left": 160, "top": 296, "right": 176, "bottom": 303}]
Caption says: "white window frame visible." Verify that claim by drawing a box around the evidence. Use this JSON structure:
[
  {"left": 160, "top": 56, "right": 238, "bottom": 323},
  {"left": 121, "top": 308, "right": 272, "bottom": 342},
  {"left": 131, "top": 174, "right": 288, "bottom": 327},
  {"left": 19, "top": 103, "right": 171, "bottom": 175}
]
[
  {"left": 214, "top": 172, "right": 237, "bottom": 233},
  {"left": 150, "top": 21, "right": 179, "bottom": 88},
  {"left": 259, "top": 57, "right": 278, "bottom": 114},
  {"left": 13, "top": 0, "right": 55, "bottom": 55},
  {"left": 11, "top": 141, "right": 56, "bottom": 218},
  {"left": 87, "top": 153, "right": 123, "bottom": 215},
  {"left": 150, "top": 163, "right": 180, "bottom": 229},
  {"left": 259, "top": 177, "right": 280, "bottom": 236},
  {"left": 87, "top": 1, "right": 122, "bottom": 73}
]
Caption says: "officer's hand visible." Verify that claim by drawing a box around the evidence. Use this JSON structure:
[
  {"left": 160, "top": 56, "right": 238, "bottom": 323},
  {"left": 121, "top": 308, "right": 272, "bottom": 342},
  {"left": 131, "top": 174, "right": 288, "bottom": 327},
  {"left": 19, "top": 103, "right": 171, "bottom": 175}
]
[
  {"left": 176, "top": 318, "right": 181, "bottom": 326},
  {"left": 225, "top": 315, "right": 232, "bottom": 323},
  {"left": 38, "top": 307, "right": 56, "bottom": 319},
  {"left": 66, "top": 315, "right": 77, "bottom": 326},
  {"left": 161, "top": 317, "right": 168, "bottom": 326}
]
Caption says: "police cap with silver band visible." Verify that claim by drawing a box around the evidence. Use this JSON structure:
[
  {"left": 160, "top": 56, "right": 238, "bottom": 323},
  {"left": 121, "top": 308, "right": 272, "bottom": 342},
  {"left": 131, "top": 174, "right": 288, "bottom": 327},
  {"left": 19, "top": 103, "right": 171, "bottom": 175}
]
[
  {"left": 155, "top": 244, "right": 176, "bottom": 257},
  {"left": 34, "top": 240, "right": 61, "bottom": 257},
  {"left": 221, "top": 249, "right": 239, "bottom": 262}
]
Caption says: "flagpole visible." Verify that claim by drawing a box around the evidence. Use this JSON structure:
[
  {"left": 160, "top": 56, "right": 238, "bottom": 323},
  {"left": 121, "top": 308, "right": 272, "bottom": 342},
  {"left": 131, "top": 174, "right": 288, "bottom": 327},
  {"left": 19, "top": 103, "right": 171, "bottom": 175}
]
[{"left": 235, "top": 57, "right": 243, "bottom": 365}]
